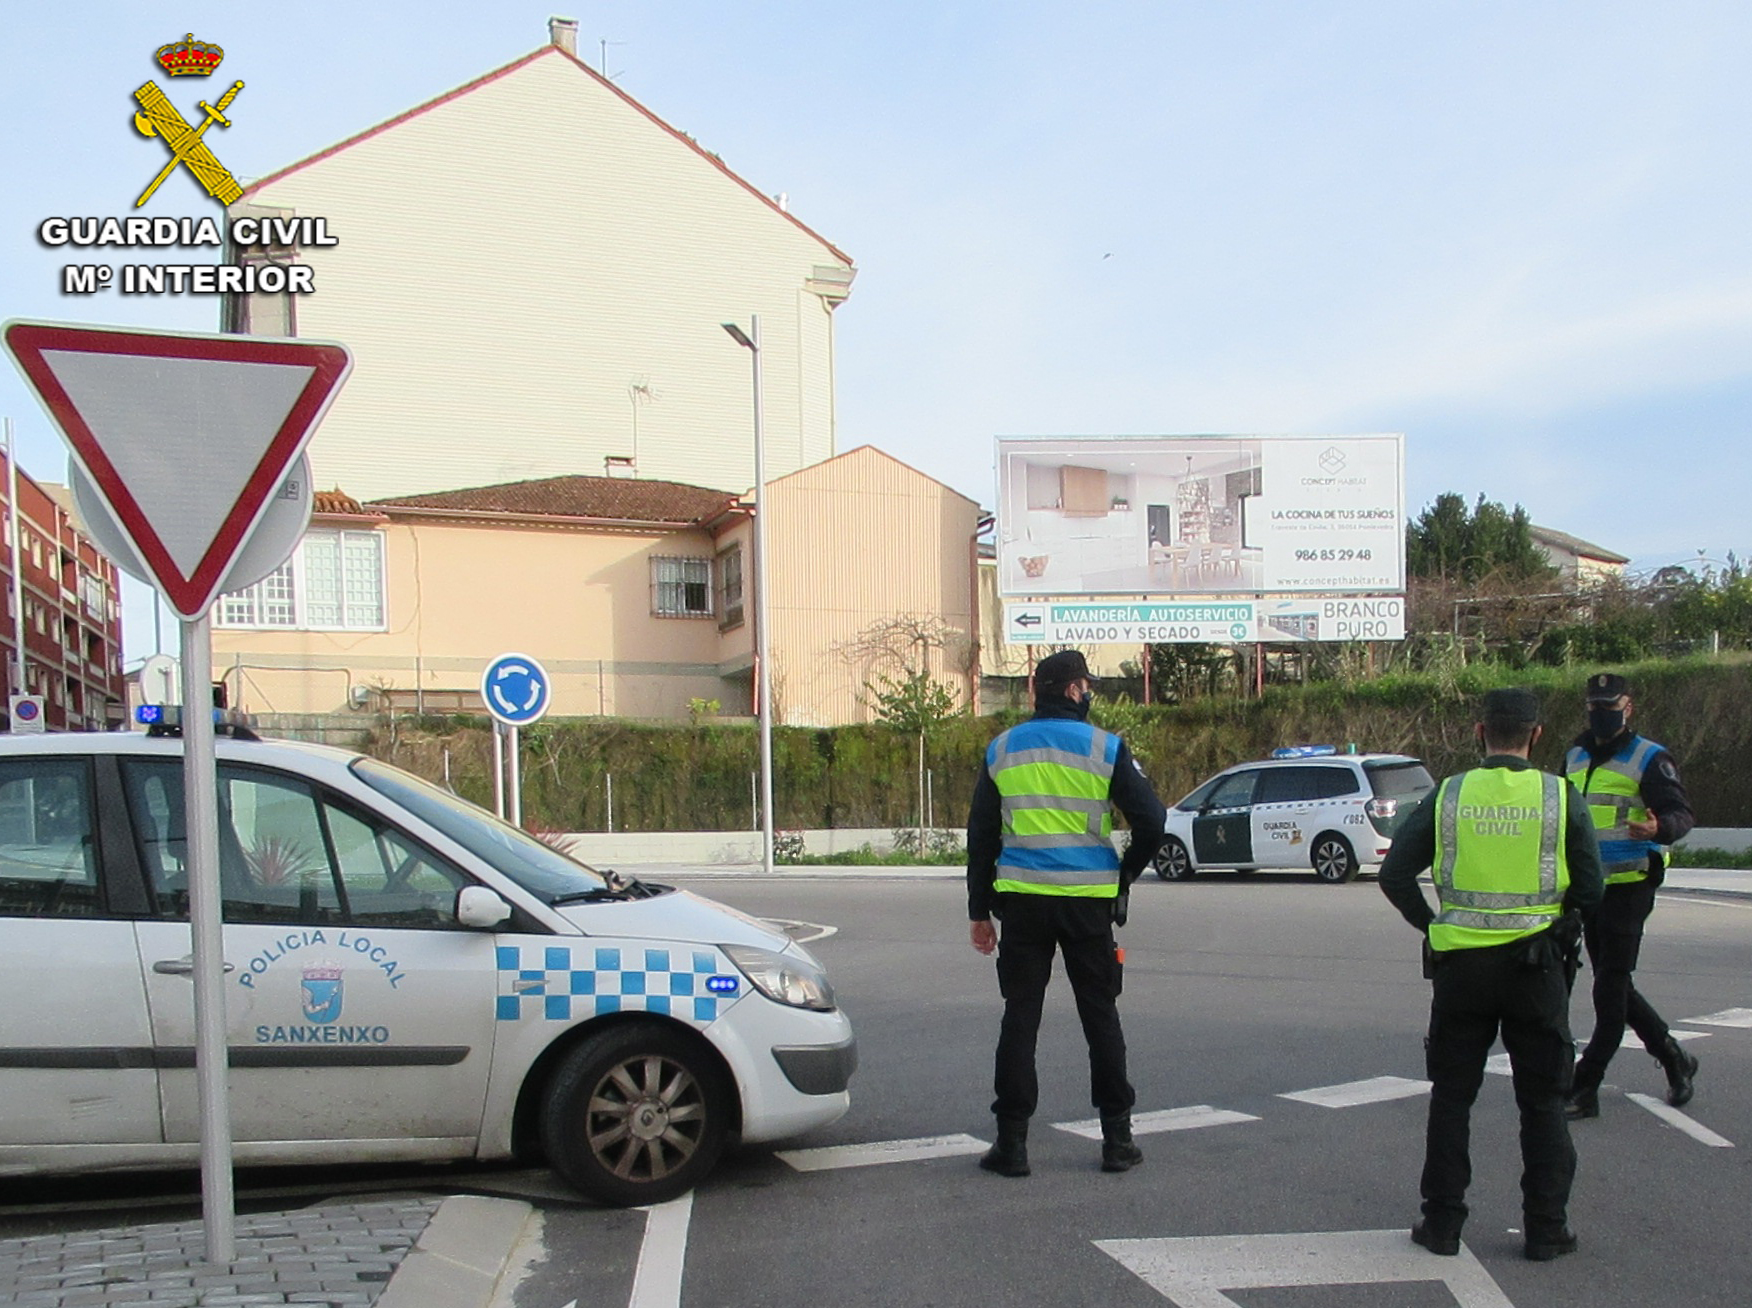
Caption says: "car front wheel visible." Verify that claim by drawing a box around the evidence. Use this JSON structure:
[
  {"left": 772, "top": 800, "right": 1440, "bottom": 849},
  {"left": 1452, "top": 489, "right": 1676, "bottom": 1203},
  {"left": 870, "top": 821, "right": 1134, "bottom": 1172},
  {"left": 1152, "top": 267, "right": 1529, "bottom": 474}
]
[
  {"left": 540, "top": 1023, "right": 733, "bottom": 1206},
  {"left": 1311, "top": 833, "right": 1358, "bottom": 884},
  {"left": 1154, "top": 836, "right": 1196, "bottom": 881}
]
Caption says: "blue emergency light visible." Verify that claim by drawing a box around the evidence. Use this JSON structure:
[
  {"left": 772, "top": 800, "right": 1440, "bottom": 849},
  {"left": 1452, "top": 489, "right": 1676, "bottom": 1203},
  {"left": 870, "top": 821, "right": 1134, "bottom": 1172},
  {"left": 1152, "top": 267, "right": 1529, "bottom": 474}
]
[
  {"left": 1271, "top": 744, "right": 1338, "bottom": 758},
  {"left": 135, "top": 704, "right": 165, "bottom": 725},
  {"left": 707, "top": 975, "right": 739, "bottom": 995}
]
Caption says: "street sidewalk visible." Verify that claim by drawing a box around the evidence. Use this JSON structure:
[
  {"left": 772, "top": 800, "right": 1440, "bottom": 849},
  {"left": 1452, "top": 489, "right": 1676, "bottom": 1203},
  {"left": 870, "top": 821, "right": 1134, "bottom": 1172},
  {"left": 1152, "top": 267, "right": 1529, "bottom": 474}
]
[{"left": 0, "top": 1195, "right": 532, "bottom": 1308}]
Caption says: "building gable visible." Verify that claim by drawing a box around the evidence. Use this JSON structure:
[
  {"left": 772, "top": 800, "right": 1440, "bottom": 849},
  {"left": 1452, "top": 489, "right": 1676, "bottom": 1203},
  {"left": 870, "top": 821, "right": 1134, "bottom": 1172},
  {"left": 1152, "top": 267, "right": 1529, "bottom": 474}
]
[{"left": 234, "top": 37, "right": 854, "bottom": 503}]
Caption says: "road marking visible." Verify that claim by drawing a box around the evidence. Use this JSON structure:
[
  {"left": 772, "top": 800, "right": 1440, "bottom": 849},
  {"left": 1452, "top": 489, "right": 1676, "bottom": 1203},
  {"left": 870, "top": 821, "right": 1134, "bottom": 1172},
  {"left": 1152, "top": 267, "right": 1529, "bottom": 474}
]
[
  {"left": 1054, "top": 1105, "right": 1260, "bottom": 1140},
  {"left": 1625, "top": 1093, "right": 1734, "bottom": 1147},
  {"left": 1096, "top": 1228, "right": 1516, "bottom": 1306},
  {"left": 1279, "top": 1075, "right": 1430, "bottom": 1107},
  {"left": 1683, "top": 1007, "right": 1752, "bottom": 1028},
  {"left": 776, "top": 1132, "right": 990, "bottom": 1172},
  {"left": 1484, "top": 1032, "right": 1702, "bottom": 1077},
  {"left": 628, "top": 1192, "right": 693, "bottom": 1308},
  {"left": 763, "top": 918, "right": 838, "bottom": 944}
]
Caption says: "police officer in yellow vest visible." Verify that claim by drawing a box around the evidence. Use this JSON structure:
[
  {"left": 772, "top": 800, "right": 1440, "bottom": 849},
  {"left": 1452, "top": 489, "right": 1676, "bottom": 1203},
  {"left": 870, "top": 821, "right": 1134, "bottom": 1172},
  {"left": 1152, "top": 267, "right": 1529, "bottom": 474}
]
[
  {"left": 1380, "top": 688, "right": 1603, "bottom": 1262},
  {"left": 1565, "top": 672, "right": 1699, "bottom": 1119},
  {"left": 967, "top": 650, "right": 1167, "bottom": 1177}
]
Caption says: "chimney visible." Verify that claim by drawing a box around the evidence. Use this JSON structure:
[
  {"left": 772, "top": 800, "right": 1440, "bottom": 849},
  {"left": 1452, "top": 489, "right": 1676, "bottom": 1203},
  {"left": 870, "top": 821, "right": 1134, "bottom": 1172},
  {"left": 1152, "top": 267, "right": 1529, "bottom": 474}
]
[{"left": 549, "top": 17, "right": 579, "bottom": 57}]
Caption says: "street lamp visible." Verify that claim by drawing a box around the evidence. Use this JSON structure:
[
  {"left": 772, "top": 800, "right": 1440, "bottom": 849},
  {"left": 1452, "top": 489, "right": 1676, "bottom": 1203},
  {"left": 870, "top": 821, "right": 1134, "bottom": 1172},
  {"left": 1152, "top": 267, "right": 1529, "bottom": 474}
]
[{"left": 722, "top": 316, "right": 774, "bottom": 874}]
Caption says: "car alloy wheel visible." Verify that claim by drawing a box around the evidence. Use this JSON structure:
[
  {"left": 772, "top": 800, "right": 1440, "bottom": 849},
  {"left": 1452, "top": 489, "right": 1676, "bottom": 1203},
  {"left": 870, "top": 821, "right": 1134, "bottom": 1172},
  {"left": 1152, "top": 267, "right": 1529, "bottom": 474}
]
[
  {"left": 1154, "top": 836, "right": 1196, "bottom": 881},
  {"left": 542, "top": 1024, "right": 731, "bottom": 1206},
  {"left": 1311, "top": 834, "right": 1357, "bottom": 884}
]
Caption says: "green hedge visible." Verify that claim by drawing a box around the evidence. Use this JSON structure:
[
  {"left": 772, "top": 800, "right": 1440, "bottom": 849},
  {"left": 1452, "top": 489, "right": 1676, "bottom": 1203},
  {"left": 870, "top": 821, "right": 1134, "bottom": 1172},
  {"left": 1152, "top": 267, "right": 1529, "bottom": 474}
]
[{"left": 363, "top": 655, "right": 1752, "bottom": 830}]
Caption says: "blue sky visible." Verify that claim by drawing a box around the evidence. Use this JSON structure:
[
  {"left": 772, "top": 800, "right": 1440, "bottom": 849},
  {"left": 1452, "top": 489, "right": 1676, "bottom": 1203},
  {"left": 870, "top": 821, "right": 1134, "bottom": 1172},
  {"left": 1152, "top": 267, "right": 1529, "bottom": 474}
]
[{"left": 5, "top": 3, "right": 1750, "bottom": 656}]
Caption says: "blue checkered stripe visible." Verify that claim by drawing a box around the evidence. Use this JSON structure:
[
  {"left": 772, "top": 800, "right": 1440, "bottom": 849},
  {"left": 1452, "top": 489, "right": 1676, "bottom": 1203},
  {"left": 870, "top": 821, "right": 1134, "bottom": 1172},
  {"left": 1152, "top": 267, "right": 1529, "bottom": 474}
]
[{"left": 494, "top": 944, "right": 742, "bottom": 1024}]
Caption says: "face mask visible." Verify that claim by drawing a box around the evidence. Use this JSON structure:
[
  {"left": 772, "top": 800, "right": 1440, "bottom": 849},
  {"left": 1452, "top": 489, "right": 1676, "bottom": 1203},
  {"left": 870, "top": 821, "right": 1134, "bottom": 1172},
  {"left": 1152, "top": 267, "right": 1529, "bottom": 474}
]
[
  {"left": 1588, "top": 707, "right": 1625, "bottom": 741},
  {"left": 1065, "top": 685, "right": 1093, "bottom": 720}
]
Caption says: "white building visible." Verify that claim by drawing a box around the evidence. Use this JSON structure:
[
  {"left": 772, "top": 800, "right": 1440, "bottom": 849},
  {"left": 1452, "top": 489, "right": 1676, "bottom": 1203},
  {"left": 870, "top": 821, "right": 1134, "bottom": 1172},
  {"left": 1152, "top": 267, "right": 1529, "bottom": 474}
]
[
  {"left": 227, "top": 18, "right": 855, "bottom": 501},
  {"left": 1530, "top": 525, "right": 1629, "bottom": 584}
]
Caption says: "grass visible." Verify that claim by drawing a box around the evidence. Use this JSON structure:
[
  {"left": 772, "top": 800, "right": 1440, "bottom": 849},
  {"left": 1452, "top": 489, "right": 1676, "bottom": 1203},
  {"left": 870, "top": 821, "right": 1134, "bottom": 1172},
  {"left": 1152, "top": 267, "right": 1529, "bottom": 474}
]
[
  {"left": 780, "top": 843, "right": 966, "bottom": 866},
  {"left": 1668, "top": 846, "right": 1750, "bottom": 868}
]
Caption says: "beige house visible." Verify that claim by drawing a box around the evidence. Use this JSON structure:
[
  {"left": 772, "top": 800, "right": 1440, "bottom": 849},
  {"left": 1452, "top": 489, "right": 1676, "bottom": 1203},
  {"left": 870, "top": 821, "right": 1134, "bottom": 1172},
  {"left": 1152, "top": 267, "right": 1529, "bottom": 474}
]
[
  {"left": 211, "top": 447, "right": 981, "bottom": 726},
  {"left": 225, "top": 18, "right": 854, "bottom": 501},
  {"left": 764, "top": 447, "right": 981, "bottom": 726},
  {"left": 1531, "top": 525, "right": 1629, "bottom": 585}
]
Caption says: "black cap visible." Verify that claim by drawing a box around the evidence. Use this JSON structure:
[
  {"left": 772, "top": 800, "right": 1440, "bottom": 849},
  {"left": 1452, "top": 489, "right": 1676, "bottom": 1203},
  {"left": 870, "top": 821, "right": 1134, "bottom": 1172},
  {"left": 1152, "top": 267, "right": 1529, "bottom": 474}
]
[
  {"left": 1481, "top": 687, "right": 1541, "bottom": 726},
  {"left": 1035, "top": 649, "right": 1095, "bottom": 689},
  {"left": 1585, "top": 672, "right": 1630, "bottom": 702}
]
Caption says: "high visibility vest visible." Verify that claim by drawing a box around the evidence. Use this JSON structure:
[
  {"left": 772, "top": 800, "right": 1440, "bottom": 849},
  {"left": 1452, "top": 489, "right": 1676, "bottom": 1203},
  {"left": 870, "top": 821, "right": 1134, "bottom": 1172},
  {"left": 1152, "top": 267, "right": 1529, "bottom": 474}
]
[
  {"left": 988, "top": 718, "right": 1122, "bottom": 898},
  {"left": 1428, "top": 767, "right": 1569, "bottom": 952},
  {"left": 1565, "top": 735, "right": 1664, "bottom": 884}
]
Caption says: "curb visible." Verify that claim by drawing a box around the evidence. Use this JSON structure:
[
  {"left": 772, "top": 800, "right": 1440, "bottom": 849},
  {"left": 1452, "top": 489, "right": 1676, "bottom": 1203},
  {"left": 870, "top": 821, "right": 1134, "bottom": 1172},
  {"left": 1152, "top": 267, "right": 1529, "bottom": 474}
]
[{"left": 376, "top": 1194, "right": 535, "bottom": 1308}]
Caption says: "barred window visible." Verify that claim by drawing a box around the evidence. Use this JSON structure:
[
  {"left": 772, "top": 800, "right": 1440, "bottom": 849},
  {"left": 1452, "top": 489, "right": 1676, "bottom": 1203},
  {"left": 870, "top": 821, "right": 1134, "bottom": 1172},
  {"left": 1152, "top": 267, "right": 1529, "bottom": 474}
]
[
  {"left": 216, "top": 531, "right": 384, "bottom": 631},
  {"left": 651, "top": 556, "right": 713, "bottom": 618},
  {"left": 717, "top": 546, "right": 744, "bottom": 630}
]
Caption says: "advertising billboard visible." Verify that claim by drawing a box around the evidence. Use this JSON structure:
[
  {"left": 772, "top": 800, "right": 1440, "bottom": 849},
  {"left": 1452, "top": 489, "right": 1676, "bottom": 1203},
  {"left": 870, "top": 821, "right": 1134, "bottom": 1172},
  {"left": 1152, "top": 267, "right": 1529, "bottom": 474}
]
[
  {"left": 1002, "top": 596, "right": 1405, "bottom": 646},
  {"left": 996, "top": 434, "right": 1405, "bottom": 599}
]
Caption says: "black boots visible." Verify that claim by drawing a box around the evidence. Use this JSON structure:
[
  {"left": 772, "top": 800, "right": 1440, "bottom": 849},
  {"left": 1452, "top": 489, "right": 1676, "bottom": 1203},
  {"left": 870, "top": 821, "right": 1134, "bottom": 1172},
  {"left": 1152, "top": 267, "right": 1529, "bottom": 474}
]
[
  {"left": 1410, "top": 1221, "right": 1461, "bottom": 1256},
  {"left": 979, "top": 1118, "right": 1030, "bottom": 1177},
  {"left": 1657, "top": 1036, "right": 1699, "bottom": 1107},
  {"left": 1100, "top": 1114, "right": 1144, "bottom": 1173},
  {"left": 1524, "top": 1226, "right": 1579, "bottom": 1261},
  {"left": 1564, "top": 1063, "right": 1602, "bottom": 1120}
]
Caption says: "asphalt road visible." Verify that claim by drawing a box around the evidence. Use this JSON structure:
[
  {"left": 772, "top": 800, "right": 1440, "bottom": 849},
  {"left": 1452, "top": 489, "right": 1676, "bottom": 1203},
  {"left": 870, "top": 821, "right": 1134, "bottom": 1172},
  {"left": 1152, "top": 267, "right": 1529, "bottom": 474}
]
[
  {"left": 6, "top": 874, "right": 1746, "bottom": 1307},
  {"left": 510, "top": 873, "right": 1752, "bottom": 1308}
]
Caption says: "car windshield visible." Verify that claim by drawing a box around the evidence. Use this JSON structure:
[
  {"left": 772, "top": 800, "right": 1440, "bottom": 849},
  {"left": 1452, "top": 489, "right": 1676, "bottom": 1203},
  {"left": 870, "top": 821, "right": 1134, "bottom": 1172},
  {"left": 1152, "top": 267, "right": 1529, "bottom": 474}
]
[
  {"left": 351, "top": 757, "right": 608, "bottom": 902},
  {"left": 1175, "top": 776, "right": 1222, "bottom": 812},
  {"left": 1364, "top": 760, "right": 1435, "bottom": 799}
]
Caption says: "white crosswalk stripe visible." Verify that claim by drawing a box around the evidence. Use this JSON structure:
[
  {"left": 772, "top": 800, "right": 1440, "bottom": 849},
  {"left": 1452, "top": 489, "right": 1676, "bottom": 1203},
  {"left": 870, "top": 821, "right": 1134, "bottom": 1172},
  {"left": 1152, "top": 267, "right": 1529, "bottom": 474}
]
[
  {"left": 1279, "top": 1075, "right": 1430, "bottom": 1107},
  {"left": 1053, "top": 1105, "right": 1259, "bottom": 1140}
]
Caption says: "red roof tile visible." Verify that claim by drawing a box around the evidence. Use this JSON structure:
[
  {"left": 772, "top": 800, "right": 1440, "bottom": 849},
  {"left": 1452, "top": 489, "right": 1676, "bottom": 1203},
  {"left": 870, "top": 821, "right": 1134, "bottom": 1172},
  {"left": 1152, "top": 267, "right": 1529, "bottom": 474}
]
[
  {"left": 368, "top": 474, "right": 740, "bottom": 526},
  {"left": 313, "top": 489, "right": 375, "bottom": 517}
]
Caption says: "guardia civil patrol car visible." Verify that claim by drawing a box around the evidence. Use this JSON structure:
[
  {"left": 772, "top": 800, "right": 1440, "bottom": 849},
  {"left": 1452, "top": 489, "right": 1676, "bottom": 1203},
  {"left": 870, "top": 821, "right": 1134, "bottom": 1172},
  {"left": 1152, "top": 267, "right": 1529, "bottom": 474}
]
[
  {"left": 1153, "top": 746, "right": 1434, "bottom": 883},
  {"left": 0, "top": 725, "right": 854, "bottom": 1205}
]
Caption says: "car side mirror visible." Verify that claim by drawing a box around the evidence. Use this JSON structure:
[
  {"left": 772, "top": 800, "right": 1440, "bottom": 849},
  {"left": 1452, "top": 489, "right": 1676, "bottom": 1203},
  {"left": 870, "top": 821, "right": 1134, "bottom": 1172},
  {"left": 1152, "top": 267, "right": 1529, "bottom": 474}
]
[{"left": 456, "top": 885, "right": 513, "bottom": 929}]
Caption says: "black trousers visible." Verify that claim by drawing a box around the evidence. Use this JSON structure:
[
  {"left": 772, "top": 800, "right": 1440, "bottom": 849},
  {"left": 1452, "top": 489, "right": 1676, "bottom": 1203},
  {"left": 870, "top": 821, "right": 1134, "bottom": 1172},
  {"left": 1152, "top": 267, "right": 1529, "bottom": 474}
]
[
  {"left": 1420, "top": 935, "right": 1576, "bottom": 1238},
  {"left": 990, "top": 893, "right": 1134, "bottom": 1122},
  {"left": 1578, "top": 878, "right": 1669, "bottom": 1077}
]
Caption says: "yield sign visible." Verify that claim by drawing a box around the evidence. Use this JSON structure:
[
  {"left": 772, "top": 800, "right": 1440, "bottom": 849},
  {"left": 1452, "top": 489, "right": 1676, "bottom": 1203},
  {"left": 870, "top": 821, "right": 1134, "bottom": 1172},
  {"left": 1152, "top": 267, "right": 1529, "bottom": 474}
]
[{"left": 3, "top": 320, "right": 351, "bottom": 618}]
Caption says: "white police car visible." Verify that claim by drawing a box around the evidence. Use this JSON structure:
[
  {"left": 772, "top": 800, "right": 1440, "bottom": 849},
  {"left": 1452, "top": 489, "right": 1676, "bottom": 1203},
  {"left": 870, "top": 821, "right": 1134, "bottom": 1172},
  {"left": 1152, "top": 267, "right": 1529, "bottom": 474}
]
[
  {"left": 1153, "top": 746, "right": 1433, "bottom": 884},
  {"left": 0, "top": 724, "right": 854, "bottom": 1205}
]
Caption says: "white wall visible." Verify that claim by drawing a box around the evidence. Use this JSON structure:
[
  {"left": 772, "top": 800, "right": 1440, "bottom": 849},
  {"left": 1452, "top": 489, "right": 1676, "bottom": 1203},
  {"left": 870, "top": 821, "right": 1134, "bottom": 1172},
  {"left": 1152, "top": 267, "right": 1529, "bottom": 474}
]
[{"left": 240, "top": 49, "right": 851, "bottom": 501}]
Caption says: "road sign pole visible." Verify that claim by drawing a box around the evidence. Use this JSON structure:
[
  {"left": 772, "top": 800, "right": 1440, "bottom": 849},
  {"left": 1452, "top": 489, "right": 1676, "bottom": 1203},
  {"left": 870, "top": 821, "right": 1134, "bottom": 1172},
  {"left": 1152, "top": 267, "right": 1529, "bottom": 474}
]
[
  {"left": 508, "top": 725, "right": 522, "bottom": 828},
  {"left": 491, "top": 722, "right": 506, "bottom": 819},
  {"left": 180, "top": 612, "right": 236, "bottom": 1264}
]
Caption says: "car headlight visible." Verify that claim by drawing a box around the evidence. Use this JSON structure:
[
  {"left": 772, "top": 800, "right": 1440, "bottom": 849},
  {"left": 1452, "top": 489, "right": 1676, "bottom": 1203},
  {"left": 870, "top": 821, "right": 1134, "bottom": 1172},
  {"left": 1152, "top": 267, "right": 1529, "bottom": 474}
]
[{"left": 720, "top": 944, "right": 836, "bottom": 1012}]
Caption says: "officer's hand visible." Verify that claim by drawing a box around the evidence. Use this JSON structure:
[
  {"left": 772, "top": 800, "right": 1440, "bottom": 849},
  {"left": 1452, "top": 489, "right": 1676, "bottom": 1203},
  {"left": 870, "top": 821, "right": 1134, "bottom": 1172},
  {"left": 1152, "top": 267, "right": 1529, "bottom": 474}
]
[
  {"left": 970, "top": 919, "right": 998, "bottom": 955},
  {"left": 1627, "top": 816, "right": 1659, "bottom": 840}
]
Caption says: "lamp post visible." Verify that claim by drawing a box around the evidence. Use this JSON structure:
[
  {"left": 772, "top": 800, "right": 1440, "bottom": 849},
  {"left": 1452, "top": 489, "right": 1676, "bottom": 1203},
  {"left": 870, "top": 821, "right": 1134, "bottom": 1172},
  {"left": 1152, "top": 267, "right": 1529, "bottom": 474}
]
[{"left": 722, "top": 316, "right": 774, "bottom": 874}]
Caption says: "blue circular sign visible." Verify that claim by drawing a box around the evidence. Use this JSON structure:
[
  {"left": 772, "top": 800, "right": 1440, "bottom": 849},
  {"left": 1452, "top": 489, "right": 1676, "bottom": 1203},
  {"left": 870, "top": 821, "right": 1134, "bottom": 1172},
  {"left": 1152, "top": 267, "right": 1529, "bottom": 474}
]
[
  {"left": 480, "top": 653, "right": 551, "bottom": 726},
  {"left": 14, "top": 698, "right": 41, "bottom": 723}
]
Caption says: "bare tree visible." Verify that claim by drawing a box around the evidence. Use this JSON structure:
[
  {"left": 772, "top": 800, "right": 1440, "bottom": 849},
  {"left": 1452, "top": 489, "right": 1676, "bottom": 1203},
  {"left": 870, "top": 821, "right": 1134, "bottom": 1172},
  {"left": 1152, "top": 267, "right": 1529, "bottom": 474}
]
[{"left": 839, "top": 614, "right": 971, "bottom": 852}]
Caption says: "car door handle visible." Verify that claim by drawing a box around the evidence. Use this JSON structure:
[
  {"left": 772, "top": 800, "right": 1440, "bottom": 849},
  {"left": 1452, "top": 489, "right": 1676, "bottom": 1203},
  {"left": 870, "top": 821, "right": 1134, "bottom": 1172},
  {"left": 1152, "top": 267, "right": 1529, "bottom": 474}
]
[
  {"left": 511, "top": 978, "right": 546, "bottom": 993},
  {"left": 153, "top": 956, "right": 236, "bottom": 976}
]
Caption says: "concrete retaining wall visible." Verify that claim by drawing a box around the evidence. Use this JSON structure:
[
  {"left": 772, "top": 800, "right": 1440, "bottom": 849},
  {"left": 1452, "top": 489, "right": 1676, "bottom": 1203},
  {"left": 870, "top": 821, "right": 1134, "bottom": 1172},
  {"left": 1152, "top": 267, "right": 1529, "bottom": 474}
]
[
  {"left": 559, "top": 827, "right": 961, "bottom": 865},
  {"left": 1680, "top": 828, "right": 1752, "bottom": 855}
]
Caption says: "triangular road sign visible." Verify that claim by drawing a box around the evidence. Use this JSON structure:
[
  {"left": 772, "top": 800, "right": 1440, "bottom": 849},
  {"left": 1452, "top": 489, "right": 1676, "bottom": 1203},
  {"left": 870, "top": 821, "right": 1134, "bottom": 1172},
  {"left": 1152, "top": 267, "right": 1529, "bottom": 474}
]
[{"left": 3, "top": 320, "right": 351, "bottom": 618}]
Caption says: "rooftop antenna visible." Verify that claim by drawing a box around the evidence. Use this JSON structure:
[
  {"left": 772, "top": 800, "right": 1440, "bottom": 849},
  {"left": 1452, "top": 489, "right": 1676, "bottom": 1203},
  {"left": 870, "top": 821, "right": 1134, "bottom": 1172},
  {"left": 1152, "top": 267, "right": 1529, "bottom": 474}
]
[
  {"left": 628, "top": 377, "right": 660, "bottom": 473},
  {"left": 599, "top": 38, "right": 627, "bottom": 80}
]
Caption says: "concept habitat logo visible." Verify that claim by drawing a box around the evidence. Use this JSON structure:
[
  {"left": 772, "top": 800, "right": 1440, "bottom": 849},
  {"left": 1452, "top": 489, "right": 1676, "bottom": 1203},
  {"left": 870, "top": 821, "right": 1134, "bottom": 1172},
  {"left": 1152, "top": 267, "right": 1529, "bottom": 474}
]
[{"left": 38, "top": 31, "right": 334, "bottom": 298}]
